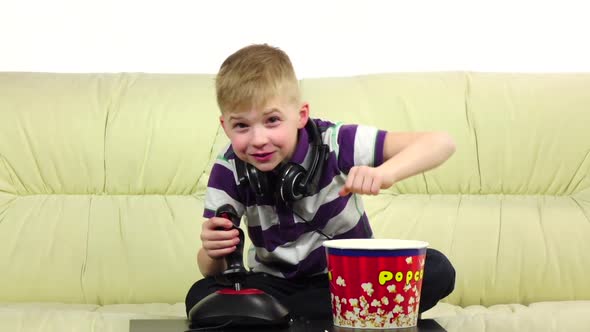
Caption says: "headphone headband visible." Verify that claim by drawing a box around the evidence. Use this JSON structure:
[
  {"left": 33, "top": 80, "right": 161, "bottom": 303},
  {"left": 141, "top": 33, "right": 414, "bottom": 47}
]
[{"left": 298, "top": 119, "right": 328, "bottom": 196}]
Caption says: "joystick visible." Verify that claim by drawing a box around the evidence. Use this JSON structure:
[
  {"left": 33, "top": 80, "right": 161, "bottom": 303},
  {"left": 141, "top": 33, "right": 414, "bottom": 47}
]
[{"left": 188, "top": 204, "right": 291, "bottom": 328}]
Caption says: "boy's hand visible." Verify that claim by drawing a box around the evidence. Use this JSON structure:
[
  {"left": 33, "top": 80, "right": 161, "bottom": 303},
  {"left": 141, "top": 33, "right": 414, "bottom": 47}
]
[
  {"left": 200, "top": 217, "right": 240, "bottom": 259},
  {"left": 338, "top": 165, "right": 393, "bottom": 196}
]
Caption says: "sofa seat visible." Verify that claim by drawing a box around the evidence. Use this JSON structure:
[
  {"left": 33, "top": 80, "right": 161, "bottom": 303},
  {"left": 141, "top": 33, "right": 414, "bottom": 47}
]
[
  {"left": 424, "top": 301, "right": 590, "bottom": 332},
  {"left": 2, "top": 301, "right": 589, "bottom": 332},
  {"left": 0, "top": 302, "right": 185, "bottom": 332}
]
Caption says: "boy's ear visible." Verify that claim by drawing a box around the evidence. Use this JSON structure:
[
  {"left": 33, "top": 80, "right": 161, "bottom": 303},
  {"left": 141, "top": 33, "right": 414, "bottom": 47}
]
[
  {"left": 219, "top": 115, "right": 229, "bottom": 136},
  {"left": 298, "top": 102, "right": 310, "bottom": 129}
]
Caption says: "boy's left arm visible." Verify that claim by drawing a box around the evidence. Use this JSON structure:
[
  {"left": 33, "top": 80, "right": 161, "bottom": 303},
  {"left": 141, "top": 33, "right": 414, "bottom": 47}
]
[{"left": 339, "top": 131, "right": 456, "bottom": 196}]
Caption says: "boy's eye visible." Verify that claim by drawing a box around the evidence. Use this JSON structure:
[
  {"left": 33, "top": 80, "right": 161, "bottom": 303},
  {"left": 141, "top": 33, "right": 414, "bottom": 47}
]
[
  {"left": 233, "top": 123, "right": 248, "bottom": 129},
  {"left": 267, "top": 116, "right": 280, "bottom": 124}
]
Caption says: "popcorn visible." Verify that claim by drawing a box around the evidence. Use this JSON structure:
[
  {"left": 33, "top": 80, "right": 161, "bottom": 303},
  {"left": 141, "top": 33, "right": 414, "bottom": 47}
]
[
  {"left": 345, "top": 311, "right": 356, "bottom": 321},
  {"left": 360, "top": 307, "right": 369, "bottom": 317},
  {"left": 359, "top": 296, "right": 368, "bottom": 307},
  {"left": 330, "top": 277, "right": 424, "bottom": 329},
  {"left": 361, "top": 282, "right": 374, "bottom": 296},
  {"left": 374, "top": 315, "right": 383, "bottom": 325},
  {"left": 335, "top": 299, "right": 341, "bottom": 312},
  {"left": 387, "top": 284, "right": 397, "bottom": 293}
]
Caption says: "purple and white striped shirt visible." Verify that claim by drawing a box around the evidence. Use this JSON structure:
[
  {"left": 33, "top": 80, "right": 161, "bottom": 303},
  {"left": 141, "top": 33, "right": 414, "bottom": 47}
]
[{"left": 203, "top": 119, "right": 387, "bottom": 279}]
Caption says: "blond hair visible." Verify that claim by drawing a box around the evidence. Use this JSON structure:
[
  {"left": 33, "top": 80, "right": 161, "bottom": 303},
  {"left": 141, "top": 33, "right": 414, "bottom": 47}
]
[{"left": 215, "top": 44, "right": 300, "bottom": 113}]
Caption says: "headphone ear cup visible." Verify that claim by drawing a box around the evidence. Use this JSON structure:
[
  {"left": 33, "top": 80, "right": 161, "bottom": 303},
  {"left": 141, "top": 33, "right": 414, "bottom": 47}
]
[
  {"left": 245, "top": 163, "right": 269, "bottom": 198},
  {"left": 277, "top": 163, "right": 306, "bottom": 203}
]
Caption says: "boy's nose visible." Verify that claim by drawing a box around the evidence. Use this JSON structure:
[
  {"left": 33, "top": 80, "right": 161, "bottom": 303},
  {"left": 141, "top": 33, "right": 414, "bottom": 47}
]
[{"left": 251, "top": 127, "right": 269, "bottom": 146}]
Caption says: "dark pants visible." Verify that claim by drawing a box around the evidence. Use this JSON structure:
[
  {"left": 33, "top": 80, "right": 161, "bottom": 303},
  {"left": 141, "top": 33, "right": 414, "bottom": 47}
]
[{"left": 185, "top": 248, "right": 455, "bottom": 320}]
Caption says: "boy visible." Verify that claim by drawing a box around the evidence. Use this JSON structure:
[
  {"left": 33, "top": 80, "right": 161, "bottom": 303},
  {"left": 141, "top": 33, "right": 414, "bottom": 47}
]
[{"left": 185, "top": 44, "right": 456, "bottom": 319}]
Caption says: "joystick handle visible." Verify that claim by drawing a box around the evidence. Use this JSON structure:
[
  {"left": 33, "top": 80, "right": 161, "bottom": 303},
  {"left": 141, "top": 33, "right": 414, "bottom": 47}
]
[{"left": 215, "top": 205, "right": 247, "bottom": 285}]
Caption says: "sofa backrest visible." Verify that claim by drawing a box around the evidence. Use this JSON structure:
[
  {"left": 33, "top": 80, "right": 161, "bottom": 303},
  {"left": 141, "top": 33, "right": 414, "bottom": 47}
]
[{"left": 1, "top": 72, "right": 589, "bottom": 307}]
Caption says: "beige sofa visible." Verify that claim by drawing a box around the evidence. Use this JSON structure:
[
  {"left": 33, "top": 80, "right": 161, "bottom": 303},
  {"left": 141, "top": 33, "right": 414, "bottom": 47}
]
[{"left": 1, "top": 72, "right": 589, "bottom": 332}]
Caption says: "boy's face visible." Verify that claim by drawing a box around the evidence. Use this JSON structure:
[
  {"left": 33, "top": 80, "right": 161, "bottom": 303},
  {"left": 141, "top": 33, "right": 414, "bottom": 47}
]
[{"left": 220, "top": 96, "right": 309, "bottom": 172}]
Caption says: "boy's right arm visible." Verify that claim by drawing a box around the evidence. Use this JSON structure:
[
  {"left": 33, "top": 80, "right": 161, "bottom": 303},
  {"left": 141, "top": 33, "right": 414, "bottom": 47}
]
[{"left": 197, "top": 216, "right": 241, "bottom": 277}]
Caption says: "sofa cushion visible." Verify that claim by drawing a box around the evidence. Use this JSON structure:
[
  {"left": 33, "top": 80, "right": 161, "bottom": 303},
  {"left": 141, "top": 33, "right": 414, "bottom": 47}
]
[
  {"left": 423, "top": 301, "right": 590, "bottom": 332},
  {"left": 0, "top": 195, "right": 202, "bottom": 304},
  {"left": 467, "top": 73, "right": 590, "bottom": 195},
  {"left": 299, "top": 72, "right": 479, "bottom": 195},
  {"left": 0, "top": 73, "right": 219, "bottom": 196},
  {"left": 0, "top": 302, "right": 185, "bottom": 332},
  {"left": 363, "top": 194, "right": 590, "bottom": 307}
]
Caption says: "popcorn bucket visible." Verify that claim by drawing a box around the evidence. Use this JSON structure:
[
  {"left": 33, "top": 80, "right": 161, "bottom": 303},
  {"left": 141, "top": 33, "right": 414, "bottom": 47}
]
[{"left": 324, "top": 239, "right": 428, "bottom": 329}]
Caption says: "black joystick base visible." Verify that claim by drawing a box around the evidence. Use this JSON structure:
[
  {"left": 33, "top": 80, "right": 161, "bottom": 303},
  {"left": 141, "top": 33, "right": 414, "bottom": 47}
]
[
  {"left": 189, "top": 288, "right": 291, "bottom": 327},
  {"left": 188, "top": 205, "right": 291, "bottom": 328}
]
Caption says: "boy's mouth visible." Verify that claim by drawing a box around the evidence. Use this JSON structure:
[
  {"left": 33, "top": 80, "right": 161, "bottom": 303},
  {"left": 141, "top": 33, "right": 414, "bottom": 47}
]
[{"left": 251, "top": 152, "right": 274, "bottom": 162}]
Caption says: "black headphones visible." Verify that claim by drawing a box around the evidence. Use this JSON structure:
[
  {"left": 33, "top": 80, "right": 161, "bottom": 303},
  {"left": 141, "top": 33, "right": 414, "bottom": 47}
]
[{"left": 234, "top": 119, "right": 329, "bottom": 204}]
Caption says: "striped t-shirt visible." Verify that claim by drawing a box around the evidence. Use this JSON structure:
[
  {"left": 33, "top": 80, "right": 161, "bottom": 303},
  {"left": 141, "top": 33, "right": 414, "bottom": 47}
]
[{"left": 203, "top": 118, "right": 387, "bottom": 279}]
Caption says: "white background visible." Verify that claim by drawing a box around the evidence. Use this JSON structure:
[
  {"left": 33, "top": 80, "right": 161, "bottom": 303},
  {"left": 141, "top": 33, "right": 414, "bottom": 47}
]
[{"left": 1, "top": 0, "right": 589, "bottom": 77}]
